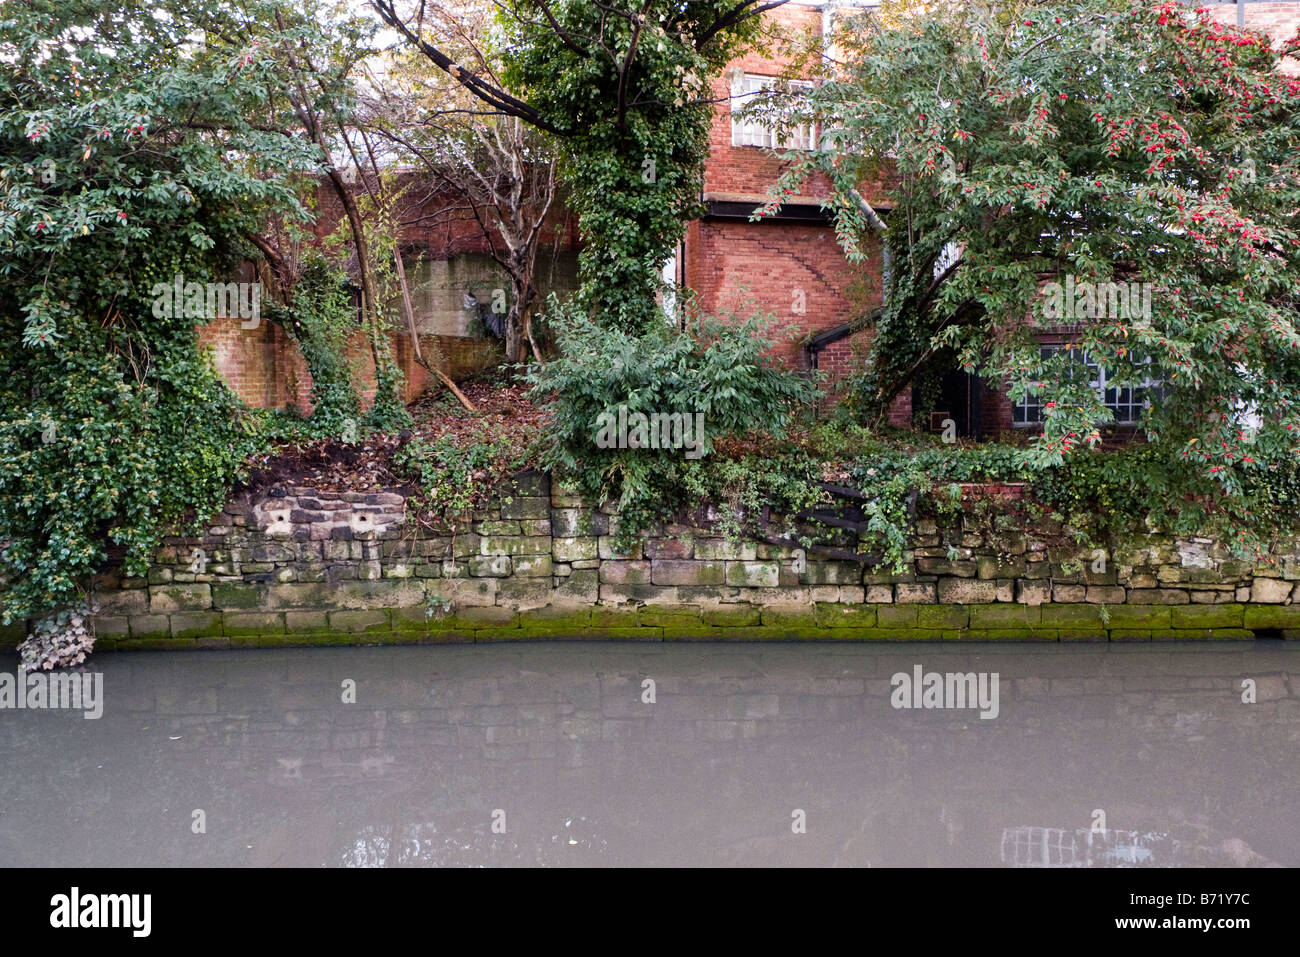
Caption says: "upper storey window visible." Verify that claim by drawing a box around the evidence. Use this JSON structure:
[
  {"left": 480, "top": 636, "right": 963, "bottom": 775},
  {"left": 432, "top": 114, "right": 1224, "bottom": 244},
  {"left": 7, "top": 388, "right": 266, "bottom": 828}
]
[{"left": 730, "top": 74, "right": 815, "bottom": 150}]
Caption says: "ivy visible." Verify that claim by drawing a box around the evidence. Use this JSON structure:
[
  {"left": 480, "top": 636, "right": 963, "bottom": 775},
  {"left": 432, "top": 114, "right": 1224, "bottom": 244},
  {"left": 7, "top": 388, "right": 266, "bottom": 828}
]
[
  {"left": 271, "top": 252, "right": 363, "bottom": 437},
  {"left": 499, "top": 1, "right": 768, "bottom": 334},
  {"left": 0, "top": 1, "right": 327, "bottom": 629}
]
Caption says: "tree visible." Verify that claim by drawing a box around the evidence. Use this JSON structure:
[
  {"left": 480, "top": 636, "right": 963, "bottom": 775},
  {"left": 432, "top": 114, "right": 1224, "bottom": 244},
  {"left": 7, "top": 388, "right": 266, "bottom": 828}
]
[
  {"left": 363, "top": 1, "right": 561, "bottom": 364},
  {"left": 370, "top": 0, "right": 785, "bottom": 334},
  {"left": 0, "top": 0, "right": 331, "bottom": 643},
  {"left": 760, "top": 0, "right": 1300, "bottom": 528}
]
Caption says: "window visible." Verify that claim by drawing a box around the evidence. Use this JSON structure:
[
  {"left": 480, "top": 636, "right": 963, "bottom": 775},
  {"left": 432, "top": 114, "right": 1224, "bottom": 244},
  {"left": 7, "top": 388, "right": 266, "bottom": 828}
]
[
  {"left": 730, "top": 74, "right": 815, "bottom": 150},
  {"left": 1000, "top": 827, "right": 1080, "bottom": 868},
  {"left": 1012, "top": 345, "right": 1160, "bottom": 427},
  {"left": 933, "top": 241, "right": 961, "bottom": 280}
]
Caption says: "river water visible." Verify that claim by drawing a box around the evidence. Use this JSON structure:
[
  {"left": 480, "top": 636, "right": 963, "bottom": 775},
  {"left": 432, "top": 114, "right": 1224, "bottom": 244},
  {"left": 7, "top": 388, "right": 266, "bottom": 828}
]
[{"left": 1, "top": 641, "right": 1296, "bottom": 867}]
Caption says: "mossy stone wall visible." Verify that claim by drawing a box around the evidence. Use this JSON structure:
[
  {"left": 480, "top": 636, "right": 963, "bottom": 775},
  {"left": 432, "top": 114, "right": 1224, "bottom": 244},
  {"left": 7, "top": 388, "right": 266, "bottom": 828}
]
[{"left": 4, "top": 471, "right": 1300, "bottom": 651}]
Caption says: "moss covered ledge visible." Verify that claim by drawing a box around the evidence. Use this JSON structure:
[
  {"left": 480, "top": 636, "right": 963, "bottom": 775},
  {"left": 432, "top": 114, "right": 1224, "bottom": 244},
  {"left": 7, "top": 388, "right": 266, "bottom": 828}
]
[{"left": 4, "top": 601, "right": 1289, "bottom": 653}]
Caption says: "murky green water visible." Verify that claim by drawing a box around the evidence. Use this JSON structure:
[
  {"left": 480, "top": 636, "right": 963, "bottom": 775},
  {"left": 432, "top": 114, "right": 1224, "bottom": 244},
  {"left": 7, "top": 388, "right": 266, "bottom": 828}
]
[{"left": 1, "top": 641, "right": 1296, "bottom": 866}]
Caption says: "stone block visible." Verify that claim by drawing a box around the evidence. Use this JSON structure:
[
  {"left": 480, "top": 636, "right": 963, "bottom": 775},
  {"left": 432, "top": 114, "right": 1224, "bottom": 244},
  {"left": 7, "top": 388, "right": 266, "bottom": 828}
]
[
  {"left": 149, "top": 583, "right": 212, "bottom": 613},
  {"left": 1127, "top": 588, "right": 1190, "bottom": 605},
  {"left": 643, "top": 538, "right": 693, "bottom": 560},
  {"left": 896, "top": 582, "right": 937, "bottom": 603},
  {"left": 803, "top": 561, "right": 863, "bottom": 585},
  {"left": 223, "top": 612, "right": 286, "bottom": 636},
  {"left": 169, "top": 612, "right": 224, "bottom": 638},
  {"left": 481, "top": 535, "right": 552, "bottom": 557},
  {"left": 1170, "top": 604, "right": 1245, "bottom": 629},
  {"left": 550, "top": 508, "right": 597, "bottom": 537},
  {"left": 211, "top": 583, "right": 269, "bottom": 610},
  {"left": 553, "top": 570, "right": 599, "bottom": 605},
  {"left": 694, "top": 539, "right": 758, "bottom": 561},
  {"left": 937, "top": 578, "right": 998, "bottom": 604},
  {"left": 469, "top": 555, "right": 512, "bottom": 578},
  {"left": 916, "top": 605, "right": 969, "bottom": 629},
  {"left": 328, "top": 610, "right": 392, "bottom": 633},
  {"left": 512, "top": 555, "right": 553, "bottom": 578},
  {"left": 1251, "top": 578, "right": 1293, "bottom": 604},
  {"left": 598, "top": 536, "right": 641, "bottom": 560},
  {"left": 552, "top": 537, "right": 599, "bottom": 562},
  {"left": 600, "top": 561, "right": 652, "bottom": 585},
  {"left": 496, "top": 578, "right": 553, "bottom": 610},
  {"left": 814, "top": 603, "right": 876, "bottom": 628},
  {"left": 725, "top": 562, "right": 780, "bottom": 588},
  {"left": 500, "top": 497, "right": 550, "bottom": 520},
  {"left": 652, "top": 560, "right": 724, "bottom": 586}
]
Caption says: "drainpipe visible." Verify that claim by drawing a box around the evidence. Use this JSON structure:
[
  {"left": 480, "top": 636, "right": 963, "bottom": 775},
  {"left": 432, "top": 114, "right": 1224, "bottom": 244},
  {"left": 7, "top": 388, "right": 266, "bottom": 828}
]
[{"left": 850, "top": 187, "right": 891, "bottom": 294}]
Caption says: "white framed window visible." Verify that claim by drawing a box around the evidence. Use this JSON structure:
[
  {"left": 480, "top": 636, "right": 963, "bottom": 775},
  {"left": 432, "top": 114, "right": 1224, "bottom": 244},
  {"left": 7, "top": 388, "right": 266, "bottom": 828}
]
[
  {"left": 1000, "top": 827, "right": 1080, "bottom": 868},
  {"left": 660, "top": 249, "right": 678, "bottom": 325},
  {"left": 730, "top": 74, "right": 815, "bottom": 150},
  {"left": 933, "top": 241, "right": 962, "bottom": 280},
  {"left": 1013, "top": 345, "right": 1161, "bottom": 427}
]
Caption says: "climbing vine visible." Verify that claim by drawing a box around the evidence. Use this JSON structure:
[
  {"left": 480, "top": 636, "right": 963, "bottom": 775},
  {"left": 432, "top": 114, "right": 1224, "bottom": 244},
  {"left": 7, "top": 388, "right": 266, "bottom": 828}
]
[{"left": 0, "top": 0, "right": 328, "bottom": 642}]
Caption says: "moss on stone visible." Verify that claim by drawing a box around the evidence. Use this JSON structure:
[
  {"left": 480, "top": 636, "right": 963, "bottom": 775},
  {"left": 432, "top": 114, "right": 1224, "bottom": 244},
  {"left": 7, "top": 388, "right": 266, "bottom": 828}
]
[
  {"left": 1243, "top": 605, "right": 1300, "bottom": 630},
  {"left": 169, "top": 612, "right": 225, "bottom": 639},
  {"left": 1104, "top": 606, "right": 1173, "bottom": 629},
  {"left": 516, "top": 611, "right": 598, "bottom": 635},
  {"left": 211, "top": 582, "right": 269, "bottom": 609},
  {"left": 1040, "top": 605, "right": 1106, "bottom": 628},
  {"left": 700, "top": 605, "right": 762, "bottom": 627},
  {"left": 968, "top": 605, "right": 1041, "bottom": 628},
  {"left": 814, "top": 603, "right": 877, "bottom": 628},
  {"left": 116, "top": 637, "right": 198, "bottom": 651},
  {"left": 1169, "top": 605, "right": 1245, "bottom": 629},
  {"left": 223, "top": 612, "right": 287, "bottom": 636},
  {"left": 916, "top": 605, "right": 969, "bottom": 629}
]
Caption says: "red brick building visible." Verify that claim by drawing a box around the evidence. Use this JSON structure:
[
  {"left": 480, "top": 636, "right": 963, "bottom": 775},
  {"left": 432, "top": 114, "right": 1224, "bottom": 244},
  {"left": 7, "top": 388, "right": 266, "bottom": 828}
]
[{"left": 203, "top": 0, "right": 1300, "bottom": 434}]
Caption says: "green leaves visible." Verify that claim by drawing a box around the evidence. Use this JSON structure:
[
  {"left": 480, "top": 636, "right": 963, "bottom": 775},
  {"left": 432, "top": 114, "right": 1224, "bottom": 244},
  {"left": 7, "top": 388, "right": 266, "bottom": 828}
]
[
  {"left": 760, "top": 0, "right": 1300, "bottom": 541},
  {"left": 0, "top": 0, "right": 347, "bottom": 623},
  {"left": 524, "top": 296, "right": 822, "bottom": 543},
  {"left": 498, "top": 1, "right": 765, "bottom": 334}
]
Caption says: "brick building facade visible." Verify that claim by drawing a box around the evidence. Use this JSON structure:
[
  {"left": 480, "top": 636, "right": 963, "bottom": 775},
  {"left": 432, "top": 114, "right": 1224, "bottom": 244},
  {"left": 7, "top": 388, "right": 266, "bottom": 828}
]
[{"left": 202, "top": 0, "right": 1300, "bottom": 435}]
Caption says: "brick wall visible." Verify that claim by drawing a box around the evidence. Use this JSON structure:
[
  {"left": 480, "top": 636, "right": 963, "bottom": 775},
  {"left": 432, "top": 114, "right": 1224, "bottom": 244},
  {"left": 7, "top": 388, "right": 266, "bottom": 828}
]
[
  {"left": 686, "top": 1, "right": 893, "bottom": 392},
  {"left": 1205, "top": 1, "right": 1300, "bottom": 73},
  {"left": 687, "top": 219, "right": 875, "bottom": 368},
  {"left": 198, "top": 317, "right": 444, "bottom": 415}
]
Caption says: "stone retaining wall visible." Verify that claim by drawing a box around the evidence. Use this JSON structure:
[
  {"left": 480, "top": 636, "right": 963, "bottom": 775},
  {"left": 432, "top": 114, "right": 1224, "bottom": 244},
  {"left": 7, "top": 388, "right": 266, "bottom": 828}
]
[{"left": 4, "top": 471, "right": 1300, "bottom": 650}]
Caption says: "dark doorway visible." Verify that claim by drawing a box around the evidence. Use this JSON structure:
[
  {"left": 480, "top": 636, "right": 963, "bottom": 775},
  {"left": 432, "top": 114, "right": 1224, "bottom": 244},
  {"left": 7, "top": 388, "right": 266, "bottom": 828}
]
[{"left": 913, "top": 368, "right": 983, "bottom": 439}]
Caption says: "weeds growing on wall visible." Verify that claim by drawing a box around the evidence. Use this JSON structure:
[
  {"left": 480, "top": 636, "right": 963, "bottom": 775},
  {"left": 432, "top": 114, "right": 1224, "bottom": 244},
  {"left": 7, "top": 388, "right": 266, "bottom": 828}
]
[
  {"left": 396, "top": 430, "right": 533, "bottom": 521},
  {"left": 270, "top": 253, "right": 363, "bottom": 437}
]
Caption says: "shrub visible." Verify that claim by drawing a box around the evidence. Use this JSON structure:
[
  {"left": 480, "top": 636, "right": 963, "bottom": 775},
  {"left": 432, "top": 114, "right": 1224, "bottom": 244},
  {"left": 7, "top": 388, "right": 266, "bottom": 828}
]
[{"left": 525, "top": 299, "right": 822, "bottom": 541}]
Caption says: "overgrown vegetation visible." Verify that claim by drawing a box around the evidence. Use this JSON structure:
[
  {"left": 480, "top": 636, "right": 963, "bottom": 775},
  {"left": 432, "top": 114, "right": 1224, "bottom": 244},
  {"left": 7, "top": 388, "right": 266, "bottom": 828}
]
[
  {"left": 524, "top": 300, "right": 823, "bottom": 545},
  {"left": 757, "top": 0, "right": 1300, "bottom": 544},
  {"left": 271, "top": 253, "right": 363, "bottom": 437},
  {"left": 0, "top": 1, "right": 321, "bottom": 637},
  {"left": 0, "top": 0, "right": 391, "bottom": 661},
  {"left": 397, "top": 430, "right": 533, "bottom": 519}
]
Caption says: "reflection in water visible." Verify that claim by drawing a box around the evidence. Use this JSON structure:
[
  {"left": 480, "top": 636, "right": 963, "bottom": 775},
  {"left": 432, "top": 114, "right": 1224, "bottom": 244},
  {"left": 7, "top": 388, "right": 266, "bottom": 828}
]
[
  {"left": 0, "top": 642, "right": 1295, "bottom": 867},
  {"left": 998, "top": 824, "right": 1275, "bottom": 867}
]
